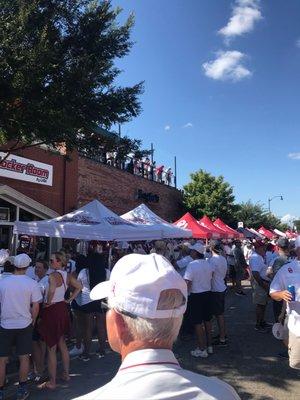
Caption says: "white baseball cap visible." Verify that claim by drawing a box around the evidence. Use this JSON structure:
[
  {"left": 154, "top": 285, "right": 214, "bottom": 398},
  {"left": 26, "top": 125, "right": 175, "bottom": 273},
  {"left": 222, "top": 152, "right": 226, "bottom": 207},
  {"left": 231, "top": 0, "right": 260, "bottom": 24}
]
[
  {"left": 90, "top": 253, "right": 187, "bottom": 319},
  {"left": 188, "top": 242, "right": 205, "bottom": 254},
  {"left": 14, "top": 253, "right": 32, "bottom": 269}
]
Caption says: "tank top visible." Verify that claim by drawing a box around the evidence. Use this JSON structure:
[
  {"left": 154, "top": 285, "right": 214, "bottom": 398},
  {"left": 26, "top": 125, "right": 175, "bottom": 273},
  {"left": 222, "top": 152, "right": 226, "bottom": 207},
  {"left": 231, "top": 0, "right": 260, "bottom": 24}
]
[{"left": 45, "top": 270, "right": 68, "bottom": 304}]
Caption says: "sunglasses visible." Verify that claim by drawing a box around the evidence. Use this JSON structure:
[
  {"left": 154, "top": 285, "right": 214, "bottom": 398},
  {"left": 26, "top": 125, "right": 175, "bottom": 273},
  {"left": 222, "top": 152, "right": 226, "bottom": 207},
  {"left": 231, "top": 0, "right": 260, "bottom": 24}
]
[{"left": 101, "top": 300, "right": 137, "bottom": 319}]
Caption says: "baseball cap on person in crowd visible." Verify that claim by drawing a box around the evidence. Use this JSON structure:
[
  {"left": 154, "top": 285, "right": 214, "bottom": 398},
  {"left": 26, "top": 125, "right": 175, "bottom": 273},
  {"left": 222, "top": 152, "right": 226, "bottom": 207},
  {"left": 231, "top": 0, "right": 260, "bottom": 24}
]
[
  {"left": 276, "top": 237, "right": 290, "bottom": 249},
  {"left": 90, "top": 253, "right": 187, "bottom": 319},
  {"left": 188, "top": 242, "right": 205, "bottom": 254},
  {"left": 14, "top": 253, "right": 32, "bottom": 269},
  {"left": 210, "top": 240, "right": 224, "bottom": 254}
]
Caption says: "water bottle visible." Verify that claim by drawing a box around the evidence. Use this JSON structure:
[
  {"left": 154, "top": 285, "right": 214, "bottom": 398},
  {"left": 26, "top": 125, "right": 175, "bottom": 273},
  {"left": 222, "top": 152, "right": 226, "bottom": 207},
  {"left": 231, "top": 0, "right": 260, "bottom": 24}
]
[{"left": 287, "top": 285, "right": 296, "bottom": 301}]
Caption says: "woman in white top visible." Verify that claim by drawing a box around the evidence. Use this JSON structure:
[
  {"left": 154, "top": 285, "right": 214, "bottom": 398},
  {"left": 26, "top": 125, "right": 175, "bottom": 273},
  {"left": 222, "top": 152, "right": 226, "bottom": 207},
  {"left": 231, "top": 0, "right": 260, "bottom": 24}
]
[{"left": 38, "top": 252, "right": 82, "bottom": 390}]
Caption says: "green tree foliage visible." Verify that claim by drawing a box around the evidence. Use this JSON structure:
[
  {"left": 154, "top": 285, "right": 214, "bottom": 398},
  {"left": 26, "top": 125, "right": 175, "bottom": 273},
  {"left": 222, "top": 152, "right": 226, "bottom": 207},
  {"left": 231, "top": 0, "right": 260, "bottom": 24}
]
[
  {"left": 0, "top": 0, "right": 143, "bottom": 153},
  {"left": 235, "top": 201, "right": 289, "bottom": 231},
  {"left": 183, "top": 169, "right": 237, "bottom": 225}
]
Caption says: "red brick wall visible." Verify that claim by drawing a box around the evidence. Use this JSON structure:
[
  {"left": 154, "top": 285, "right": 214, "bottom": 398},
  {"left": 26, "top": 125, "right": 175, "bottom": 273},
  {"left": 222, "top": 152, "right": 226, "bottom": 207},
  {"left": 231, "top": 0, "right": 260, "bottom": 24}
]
[
  {"left": 78, "top": 157, "right": 184, "bottom": 222},
  {"left": 0, "top": 147, "right": 78, "bottom": 215}
]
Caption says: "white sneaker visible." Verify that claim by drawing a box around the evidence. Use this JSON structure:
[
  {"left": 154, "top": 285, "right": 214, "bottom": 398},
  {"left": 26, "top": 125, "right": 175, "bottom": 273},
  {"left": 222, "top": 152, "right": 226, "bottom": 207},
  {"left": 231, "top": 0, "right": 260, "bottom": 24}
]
[
  {"left": 69, "top": 344, "right": 83, "bottom": 357},
  {"left": 190, "top": 348, "right": 208, "bottom": 358},
  {"left": 207, "top": 346, "right": 213, "bottom": 354}
]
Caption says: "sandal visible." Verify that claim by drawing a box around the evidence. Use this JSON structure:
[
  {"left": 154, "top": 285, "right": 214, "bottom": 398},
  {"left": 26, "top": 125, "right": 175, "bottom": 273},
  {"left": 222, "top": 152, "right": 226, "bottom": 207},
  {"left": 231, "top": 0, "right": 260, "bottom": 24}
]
[{"left": 38, "top": 381, "right": 56, "bottom": 390}]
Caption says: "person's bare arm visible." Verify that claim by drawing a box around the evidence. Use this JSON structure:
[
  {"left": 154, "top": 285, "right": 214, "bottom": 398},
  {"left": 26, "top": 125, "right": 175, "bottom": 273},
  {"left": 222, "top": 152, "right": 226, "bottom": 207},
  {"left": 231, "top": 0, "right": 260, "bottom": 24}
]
[
  {"left": 45, "top": 273, "right": 57, "bottom": 305},
  {"left": 270, "top": 290, "right": 292, "bottom": 302},
  {"left": 185, "top": 279, "right": 192, "bottom": 292},
  {"left": 65, "top": 274, "right": 82, "bottom": 304},
  {"left": 31, "top": 302, "right": 40, "bottom": 325}
]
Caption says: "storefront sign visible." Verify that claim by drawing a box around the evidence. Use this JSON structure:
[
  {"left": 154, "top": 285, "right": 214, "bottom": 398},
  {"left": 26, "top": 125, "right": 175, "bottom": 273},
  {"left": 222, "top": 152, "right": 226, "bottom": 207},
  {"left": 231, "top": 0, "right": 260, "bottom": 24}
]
[
  {"left": 136, "top": 189, "right": 159, "bottom": 203},
  {"left": 0, "top": 152, "right": 53, "bottom": 186}
]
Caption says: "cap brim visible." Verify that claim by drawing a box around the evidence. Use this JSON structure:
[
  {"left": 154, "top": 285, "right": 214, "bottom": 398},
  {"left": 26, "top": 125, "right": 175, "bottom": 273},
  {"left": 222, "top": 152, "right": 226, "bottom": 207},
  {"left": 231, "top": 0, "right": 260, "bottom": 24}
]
[{"left": 90, "top": 281, "right": 111, "bottom": 301}]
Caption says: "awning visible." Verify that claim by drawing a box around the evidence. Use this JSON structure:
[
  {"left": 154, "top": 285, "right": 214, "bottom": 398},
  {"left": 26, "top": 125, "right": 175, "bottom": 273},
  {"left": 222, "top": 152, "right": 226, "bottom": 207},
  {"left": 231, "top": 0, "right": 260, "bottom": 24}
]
[
  {"left": 121, "top": 203, "right": 192, "bottom": 239},
  {"left": 174, "top": 213, "right": 212, "bottom": 239},
  {"left": 14, "top": 200, "right": 162, "bottom": 242}
]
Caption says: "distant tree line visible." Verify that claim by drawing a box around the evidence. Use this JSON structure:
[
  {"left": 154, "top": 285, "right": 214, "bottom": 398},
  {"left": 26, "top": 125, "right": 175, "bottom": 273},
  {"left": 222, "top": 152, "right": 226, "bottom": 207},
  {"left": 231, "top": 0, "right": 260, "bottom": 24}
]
[{"left": 183, "top": 169, "right": 290, "bottom": 231}]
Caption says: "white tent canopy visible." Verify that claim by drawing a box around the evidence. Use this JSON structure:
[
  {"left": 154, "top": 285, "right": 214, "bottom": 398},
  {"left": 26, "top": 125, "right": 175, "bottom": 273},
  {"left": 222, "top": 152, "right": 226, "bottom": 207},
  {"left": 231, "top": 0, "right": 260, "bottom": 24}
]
[
  {"left": 14, "top": 200, "right": 163, "bottom": 241},
  {"left": 273, "top": 228, "right": 287, "bottom": 238},
  {"left": 121, "top": 203, "right": 192, "bottom": 239}
]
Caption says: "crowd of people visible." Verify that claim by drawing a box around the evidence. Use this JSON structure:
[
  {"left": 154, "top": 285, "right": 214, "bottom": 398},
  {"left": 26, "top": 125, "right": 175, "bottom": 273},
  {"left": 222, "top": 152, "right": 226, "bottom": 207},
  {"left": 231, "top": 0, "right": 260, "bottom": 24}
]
[
  {"left": 0, "top": 235, "right": 299, "bottom": 399},
  {"left": 104, "top": 152, "right": 174, "bottom": 185}
]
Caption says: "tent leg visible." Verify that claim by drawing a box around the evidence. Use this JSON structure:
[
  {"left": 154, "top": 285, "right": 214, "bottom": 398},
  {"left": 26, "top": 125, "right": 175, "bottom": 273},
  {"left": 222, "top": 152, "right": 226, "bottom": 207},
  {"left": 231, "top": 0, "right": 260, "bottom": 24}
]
[{"left": 108, "top": 245, "right": 113, "bottom": 271}]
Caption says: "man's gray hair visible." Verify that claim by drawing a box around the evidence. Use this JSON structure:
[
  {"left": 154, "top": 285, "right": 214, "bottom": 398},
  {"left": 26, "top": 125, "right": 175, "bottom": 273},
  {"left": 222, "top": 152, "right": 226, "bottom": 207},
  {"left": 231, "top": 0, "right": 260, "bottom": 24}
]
[{"left": 115, "top": 289, "right": 184, "bottom": 345}]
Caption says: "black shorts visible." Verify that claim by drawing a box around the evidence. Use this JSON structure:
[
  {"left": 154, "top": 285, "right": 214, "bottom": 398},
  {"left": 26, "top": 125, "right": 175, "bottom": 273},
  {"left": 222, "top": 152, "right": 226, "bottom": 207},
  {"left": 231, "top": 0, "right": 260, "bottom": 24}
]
[
  {"left": 79, "top": 300, "right": 103, "bottom": 314},
  {"left": 211, "top": 291, "right": 225, "bottom": 316},
  {"left": 228, "top": 265, "right": 236, "bottom": 279},
  {"left": 0, "top": 324, "right": 33, "bottom": 357},
  {"left": 190, "top": 292, "right": 212, "bottom": 324}
]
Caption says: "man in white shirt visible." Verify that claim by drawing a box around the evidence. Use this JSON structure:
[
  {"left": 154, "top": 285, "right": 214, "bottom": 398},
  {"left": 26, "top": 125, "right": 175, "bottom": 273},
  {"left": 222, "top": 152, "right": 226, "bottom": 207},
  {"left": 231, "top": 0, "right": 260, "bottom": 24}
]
[
  {"left": 0, "top": 254, "right": 42, "bottom": 400},
  {"left": 249, "top": 241, "right": 270, "bottom": 332},
  {"left": 184, "top": 243, "right": 214, "bottom": 358},
  {"left": 209, "top": 240, "right": 228, "bottom": 346},
  {"left": 72, "top": 253, "right": 240, "bottom": 400},
  {"left": 270, "top": 236, "right": 300, "bottom": 370},
  {"left": 176, "top": 243, "right": 193, "bottom": 277}
]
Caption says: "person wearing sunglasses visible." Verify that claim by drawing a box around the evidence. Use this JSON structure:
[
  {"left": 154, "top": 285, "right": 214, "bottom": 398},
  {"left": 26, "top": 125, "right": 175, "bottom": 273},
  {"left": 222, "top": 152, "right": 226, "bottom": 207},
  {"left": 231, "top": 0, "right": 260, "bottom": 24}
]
[{"left": 38, "top": 252, "right": 82, "bottom": 390}]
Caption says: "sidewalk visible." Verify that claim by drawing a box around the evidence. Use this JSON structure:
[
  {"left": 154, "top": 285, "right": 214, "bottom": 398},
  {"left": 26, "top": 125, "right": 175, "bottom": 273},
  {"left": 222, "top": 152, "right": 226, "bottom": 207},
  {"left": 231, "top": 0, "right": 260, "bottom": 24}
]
[{"left": 4, "top": 281, "right": 300, "bottom": 400}]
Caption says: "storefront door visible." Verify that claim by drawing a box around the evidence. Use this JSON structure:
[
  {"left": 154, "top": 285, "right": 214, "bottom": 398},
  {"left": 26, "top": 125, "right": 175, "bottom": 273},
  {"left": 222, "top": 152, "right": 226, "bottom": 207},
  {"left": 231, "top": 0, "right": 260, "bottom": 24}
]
[{"left": 0, "top": 225, "right": 13, "bottom": 249}]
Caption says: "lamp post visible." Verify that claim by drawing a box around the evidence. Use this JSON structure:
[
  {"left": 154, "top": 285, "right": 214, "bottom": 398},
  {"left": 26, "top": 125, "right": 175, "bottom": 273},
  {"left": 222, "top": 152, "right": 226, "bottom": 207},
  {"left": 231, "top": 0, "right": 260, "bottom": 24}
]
[{"left": 268, "top": 195, "right": 283, "bottom": 213}]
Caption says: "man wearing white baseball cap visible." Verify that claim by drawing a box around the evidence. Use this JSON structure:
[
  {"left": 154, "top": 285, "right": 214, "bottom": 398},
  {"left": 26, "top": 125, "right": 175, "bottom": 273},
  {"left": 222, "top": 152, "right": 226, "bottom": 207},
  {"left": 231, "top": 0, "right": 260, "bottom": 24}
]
[
  {"left": 73, "top": 253, "right": 239, "bottom": 400},
  {"left": 0, "top": 254, "right": 42, "bottom": 400},
  {"left": 270, "top": 236, "right": 300, "bottom": 370},
  {"left": 184, "top": 243, "right": 215, "bottom": 358}
]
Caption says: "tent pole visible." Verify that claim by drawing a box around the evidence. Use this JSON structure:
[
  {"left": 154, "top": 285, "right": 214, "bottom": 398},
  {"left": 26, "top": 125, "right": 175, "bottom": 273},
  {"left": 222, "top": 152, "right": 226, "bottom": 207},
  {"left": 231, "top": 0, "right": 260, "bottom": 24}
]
[{"left": 108, "top": 244, "right": 113, "bottom": 271}]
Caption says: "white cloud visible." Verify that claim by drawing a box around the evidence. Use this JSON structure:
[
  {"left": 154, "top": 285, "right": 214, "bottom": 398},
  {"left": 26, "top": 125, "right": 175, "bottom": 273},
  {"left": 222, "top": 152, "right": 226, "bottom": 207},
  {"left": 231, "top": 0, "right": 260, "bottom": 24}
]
[
  {"left": 219, "top": 0, "right": 262, "bottom": 41},
  {"left": 281, "top": 214, "right": 297, "bottom": 227},
  {"left": 164, "top": 125, "right": 171, "bottom": 131},
  {"left": 203, "top": 50, "right": 252, "bottom": 82},
  {"left": 183, "top": 122, "right": 193, "bottom": 128},
  {"left": 288, "top": 152, "right": 300, "bottom": 160},
  {"left": 296, "top": 38, "right": 300, "bottom": 48}
]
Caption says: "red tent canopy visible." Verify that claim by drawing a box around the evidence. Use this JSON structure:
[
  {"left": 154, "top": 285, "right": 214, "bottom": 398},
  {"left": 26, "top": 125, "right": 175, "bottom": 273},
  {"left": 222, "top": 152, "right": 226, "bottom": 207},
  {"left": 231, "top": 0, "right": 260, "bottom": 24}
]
[
  {"left": 198, "top": 216, "right": 227, "bottom": 239},
  {"left": 286, "top": 230, "right": 298, "bottom": 239},
  {"left": 258, "top": 226, "right": 275, "bottom": 239},
  {"left": 213, "top": 218, "right": 241, "bottom": 239},
  {"left": 174, "top": 213, "right": 212, "bottom": 239}
]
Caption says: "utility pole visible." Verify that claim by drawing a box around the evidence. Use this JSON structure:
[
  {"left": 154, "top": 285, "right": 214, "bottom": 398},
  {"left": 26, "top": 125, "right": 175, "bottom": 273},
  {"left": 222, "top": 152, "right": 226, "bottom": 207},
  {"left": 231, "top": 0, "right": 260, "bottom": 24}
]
[
  {"left": 150, "top": 143, "right": 154, "bottom": 164},
  {"left": 174, "top": 156, "right": 177, "bottom": 188}
]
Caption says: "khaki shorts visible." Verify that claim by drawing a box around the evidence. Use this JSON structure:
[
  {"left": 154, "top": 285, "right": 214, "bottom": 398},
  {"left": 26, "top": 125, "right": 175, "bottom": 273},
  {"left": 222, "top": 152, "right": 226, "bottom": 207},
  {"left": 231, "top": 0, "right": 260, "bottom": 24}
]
[
  {"left": 252, "top": 280, "right": 269, "bottom": 305},
  {"left": 288, "top": 330, "right": 300, "bottom": 370}
]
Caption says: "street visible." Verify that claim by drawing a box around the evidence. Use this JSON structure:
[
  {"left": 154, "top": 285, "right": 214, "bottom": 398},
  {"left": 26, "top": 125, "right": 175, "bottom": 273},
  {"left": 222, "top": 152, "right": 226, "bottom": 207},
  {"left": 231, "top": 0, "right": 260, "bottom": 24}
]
[{"left": 5, "top": 281, "right": 300, "bottom": 400}]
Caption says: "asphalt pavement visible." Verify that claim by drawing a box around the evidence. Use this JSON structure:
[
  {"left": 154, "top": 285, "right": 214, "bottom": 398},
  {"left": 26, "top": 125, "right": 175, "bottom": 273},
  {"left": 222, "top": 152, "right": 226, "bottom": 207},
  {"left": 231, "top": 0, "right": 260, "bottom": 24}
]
[{"left": 4, "top": 281, "right": 300, "bottom": 400}]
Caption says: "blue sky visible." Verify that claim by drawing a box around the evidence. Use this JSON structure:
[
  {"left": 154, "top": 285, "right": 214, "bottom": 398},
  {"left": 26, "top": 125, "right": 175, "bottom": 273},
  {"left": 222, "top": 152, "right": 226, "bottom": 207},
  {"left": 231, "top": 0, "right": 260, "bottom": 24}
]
[{"left": 111, "top": 0, "right": 300, "bottom": 219}]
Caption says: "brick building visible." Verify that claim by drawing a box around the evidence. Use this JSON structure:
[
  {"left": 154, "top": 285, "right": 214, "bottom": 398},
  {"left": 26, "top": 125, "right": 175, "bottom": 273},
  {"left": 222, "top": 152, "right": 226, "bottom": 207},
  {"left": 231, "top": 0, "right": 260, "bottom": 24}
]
[{"left": 0, "top": 145, "right": 184, "bottom": 251}]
